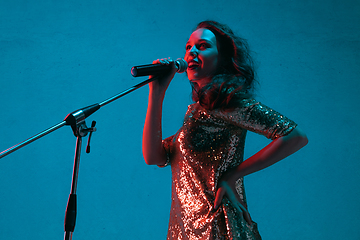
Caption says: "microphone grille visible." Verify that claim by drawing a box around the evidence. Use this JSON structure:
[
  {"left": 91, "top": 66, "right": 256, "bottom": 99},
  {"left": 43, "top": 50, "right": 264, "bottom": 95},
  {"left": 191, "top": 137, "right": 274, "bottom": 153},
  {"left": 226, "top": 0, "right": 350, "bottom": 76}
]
[{"left": 175, "top": 58, "right": 188, "bottom": 73}]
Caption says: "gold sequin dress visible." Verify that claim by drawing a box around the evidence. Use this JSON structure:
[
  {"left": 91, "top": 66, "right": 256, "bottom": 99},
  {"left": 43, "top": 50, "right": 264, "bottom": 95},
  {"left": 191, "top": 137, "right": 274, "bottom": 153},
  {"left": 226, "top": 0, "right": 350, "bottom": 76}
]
[{"left": 161, "top": 98, "right": 297, "bottom": 240}]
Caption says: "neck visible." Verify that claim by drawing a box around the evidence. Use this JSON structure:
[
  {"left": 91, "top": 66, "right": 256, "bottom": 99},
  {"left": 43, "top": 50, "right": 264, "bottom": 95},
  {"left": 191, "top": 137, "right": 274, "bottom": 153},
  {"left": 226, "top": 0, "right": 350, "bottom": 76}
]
[{"left": 189, "top": 77, "right": 212, "bottom": 89}]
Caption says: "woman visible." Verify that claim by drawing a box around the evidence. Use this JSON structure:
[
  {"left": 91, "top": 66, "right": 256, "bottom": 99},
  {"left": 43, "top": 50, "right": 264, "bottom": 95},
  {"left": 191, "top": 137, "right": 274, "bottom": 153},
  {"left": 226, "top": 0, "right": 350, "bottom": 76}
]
[{"left": 142, "top": 20, "right": 308, "bottom": 240}]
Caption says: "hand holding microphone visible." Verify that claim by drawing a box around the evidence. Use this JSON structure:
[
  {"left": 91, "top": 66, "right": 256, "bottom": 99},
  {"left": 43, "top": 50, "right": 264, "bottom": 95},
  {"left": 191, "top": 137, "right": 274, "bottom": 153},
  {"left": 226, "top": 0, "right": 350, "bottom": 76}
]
[
  {"left": 131, "top": 58, "right": 187, "bottom": 95},
  {"left": 131, "top": 58, "right": 187, "bottom": 77}
]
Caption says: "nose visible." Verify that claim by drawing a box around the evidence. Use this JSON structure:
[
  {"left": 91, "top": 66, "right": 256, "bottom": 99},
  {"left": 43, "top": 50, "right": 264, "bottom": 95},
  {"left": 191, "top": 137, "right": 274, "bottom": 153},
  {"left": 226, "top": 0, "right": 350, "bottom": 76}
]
[{"left": 189, "top": 46, "right": 198, "bottom": 57}]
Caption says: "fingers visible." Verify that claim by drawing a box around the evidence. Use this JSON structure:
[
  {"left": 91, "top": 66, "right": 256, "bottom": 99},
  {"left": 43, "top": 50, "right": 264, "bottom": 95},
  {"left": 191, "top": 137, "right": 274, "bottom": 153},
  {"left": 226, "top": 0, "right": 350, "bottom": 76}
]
[
  {"left": 214, "top": 187, "right": 225, "bottom": 210},
  {"left": 148, "top": 57, "right": 177, "bottom": 93},
  {"left": 215, "top": 183, "right": 253, "bottom": 226},
  {"left": 153, "top": 57, "right": 173, "bottom": 65},
  {"left": 150, "top": 57, "right": 175, "bottom": 79},
  {"left": 232, "top": 197, "right": 253, "bottom": 226},
  {"left": 160, "top": 58, "right": 171, "bottom": 65},
  {"left": 242, "top": 208, "right": 253, "bottom": 226}
]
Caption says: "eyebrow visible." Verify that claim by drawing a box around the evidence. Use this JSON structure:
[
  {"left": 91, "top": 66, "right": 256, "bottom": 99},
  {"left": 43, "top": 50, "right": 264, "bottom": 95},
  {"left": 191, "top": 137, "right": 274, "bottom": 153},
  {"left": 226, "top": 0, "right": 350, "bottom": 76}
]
[{"left": 186, "top": 39, "right": 213, "bottom": 45}]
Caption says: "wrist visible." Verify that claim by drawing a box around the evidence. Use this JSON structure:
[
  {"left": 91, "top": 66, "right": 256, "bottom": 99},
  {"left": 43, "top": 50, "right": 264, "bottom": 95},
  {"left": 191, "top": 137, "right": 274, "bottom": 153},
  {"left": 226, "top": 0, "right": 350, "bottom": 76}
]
[
  {"left": 228, "top": 167, "right": 245, "bottom": 182},
  {"left": 149, "top": 88, "right": 166, "bottom": 101}
]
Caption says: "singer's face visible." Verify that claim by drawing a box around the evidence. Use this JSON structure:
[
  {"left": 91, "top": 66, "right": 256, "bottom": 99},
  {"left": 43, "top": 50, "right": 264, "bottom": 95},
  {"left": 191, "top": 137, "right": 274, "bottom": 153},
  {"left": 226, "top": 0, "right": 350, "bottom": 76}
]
[{"left": 185, "top": 28, "right": 219, "bottom": 88}]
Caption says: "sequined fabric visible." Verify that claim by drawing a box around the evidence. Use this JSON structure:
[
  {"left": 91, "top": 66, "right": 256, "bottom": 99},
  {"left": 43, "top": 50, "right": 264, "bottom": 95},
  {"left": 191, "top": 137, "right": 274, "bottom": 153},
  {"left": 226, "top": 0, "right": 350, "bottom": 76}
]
[{"left": 161, "top": 98, "right": 297, "bottom": 240}]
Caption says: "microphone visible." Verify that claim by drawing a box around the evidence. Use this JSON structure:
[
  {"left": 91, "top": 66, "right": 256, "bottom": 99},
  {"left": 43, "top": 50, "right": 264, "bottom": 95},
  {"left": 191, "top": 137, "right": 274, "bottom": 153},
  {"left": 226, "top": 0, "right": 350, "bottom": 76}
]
[{"left": 131, "top": 58, "right": 187, "bottom": 77}]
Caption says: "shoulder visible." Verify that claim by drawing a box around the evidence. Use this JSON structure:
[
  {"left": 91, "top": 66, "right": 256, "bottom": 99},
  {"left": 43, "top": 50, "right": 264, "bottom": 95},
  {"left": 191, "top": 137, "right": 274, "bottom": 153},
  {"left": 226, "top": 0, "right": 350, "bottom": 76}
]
[
  {"left": 237, "top": 98, "right": 258, "bottom": 109},
  {"left": 186, "top": 102, "right": 203, "bottom": 115},
  {"left": 214, "top": 98, "right": 259, "bottom": 115}
]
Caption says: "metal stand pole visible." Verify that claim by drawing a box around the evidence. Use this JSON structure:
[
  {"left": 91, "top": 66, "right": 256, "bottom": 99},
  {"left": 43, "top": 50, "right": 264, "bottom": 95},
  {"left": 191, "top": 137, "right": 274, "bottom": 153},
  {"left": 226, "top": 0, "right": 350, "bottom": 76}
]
[
  {"left": 62, "top": 115, "right": 96, "bottom": 239},
  {"left": 64, "top": 135, "right": 82, "bottom": 240}
]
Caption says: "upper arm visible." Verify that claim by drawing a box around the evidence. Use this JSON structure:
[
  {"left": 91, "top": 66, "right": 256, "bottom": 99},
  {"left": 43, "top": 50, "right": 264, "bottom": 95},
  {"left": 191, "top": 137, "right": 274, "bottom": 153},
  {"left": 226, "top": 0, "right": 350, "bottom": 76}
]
[{"left": 218, "top": 100, "right": 298, "bottom": 140}]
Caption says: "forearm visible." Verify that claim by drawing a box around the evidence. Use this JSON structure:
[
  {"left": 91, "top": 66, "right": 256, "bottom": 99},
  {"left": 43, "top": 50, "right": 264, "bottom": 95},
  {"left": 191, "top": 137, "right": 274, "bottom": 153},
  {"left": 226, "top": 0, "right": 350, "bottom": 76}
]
[
  {"left": 142, "top": 90, "right": 168, "bottom": 165},
  {"left": 231, "top": 127, "right": 308, "bottom": 179}
]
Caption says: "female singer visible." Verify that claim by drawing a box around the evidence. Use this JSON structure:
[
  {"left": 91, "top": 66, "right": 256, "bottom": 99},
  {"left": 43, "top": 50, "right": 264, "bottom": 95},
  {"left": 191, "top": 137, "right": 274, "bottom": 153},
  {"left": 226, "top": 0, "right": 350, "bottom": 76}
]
[{"left": 142, "top": 20, "right": 308, "bottom": 239}]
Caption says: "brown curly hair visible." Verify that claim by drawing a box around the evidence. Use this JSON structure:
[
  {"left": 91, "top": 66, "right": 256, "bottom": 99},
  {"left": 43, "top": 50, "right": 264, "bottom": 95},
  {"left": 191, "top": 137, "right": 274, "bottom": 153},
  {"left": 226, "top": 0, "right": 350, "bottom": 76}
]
[{"left": 190, "top": 20, "right": 257, "bottom": 110}]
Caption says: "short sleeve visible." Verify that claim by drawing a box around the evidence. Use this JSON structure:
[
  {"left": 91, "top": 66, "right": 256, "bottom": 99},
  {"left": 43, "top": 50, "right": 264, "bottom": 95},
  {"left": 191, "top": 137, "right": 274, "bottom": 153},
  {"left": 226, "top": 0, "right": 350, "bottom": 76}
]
[
  {"left": 158, "top": 134, "right": 175, "bottom": 168},
  {"left": 216, "top": 99, "right": 298, "bottom": 140}
]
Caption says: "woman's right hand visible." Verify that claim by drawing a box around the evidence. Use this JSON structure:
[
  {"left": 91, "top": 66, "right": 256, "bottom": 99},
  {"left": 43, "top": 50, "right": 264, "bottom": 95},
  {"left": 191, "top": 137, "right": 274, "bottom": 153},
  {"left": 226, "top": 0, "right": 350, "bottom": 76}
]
[
  {"left": 143, "top": 57, "right": 176, "bottom": 166},
  {"left": 148, "top": 58, "right": 177, "bottom": 95}
]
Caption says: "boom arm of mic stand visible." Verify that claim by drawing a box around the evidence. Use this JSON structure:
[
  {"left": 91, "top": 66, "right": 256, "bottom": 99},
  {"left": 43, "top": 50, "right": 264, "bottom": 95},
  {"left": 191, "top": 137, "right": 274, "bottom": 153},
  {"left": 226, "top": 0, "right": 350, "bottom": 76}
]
[
  {"left": 99, "top": 76, "right": 158, "bottom": 107},
  {"left": 0, "top": 121, "right": 67, "bottom": 159},
  {"left": 0, "top": 76, "right": 158, "bottom": 160}
]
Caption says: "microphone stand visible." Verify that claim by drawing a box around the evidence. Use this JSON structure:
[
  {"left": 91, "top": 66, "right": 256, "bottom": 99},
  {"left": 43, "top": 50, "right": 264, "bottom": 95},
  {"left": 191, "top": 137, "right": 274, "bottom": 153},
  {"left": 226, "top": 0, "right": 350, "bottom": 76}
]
[{"left": 0, "top": 76, "right": 158, "bottom": 240}]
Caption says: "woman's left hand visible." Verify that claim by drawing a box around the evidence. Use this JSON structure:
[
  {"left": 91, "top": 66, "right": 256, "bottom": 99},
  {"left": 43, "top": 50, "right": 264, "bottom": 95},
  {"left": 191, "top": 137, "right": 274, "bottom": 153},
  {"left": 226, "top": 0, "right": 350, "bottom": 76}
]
[{"left": 214, "top": 173, "right": 253, "bottom": 225}]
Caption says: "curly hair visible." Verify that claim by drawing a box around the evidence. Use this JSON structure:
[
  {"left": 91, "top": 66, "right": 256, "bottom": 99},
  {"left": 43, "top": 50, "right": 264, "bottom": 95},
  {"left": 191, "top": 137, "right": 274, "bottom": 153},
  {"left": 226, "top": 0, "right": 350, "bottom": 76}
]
[{"left": 190, "top": 20, "right": 257, "bottom": 110}]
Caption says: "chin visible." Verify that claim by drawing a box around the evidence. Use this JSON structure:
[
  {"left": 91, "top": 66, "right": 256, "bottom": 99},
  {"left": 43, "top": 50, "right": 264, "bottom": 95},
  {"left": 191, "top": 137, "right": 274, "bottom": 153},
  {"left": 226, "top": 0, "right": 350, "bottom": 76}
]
[{"left": 188, "top": 75, "right": 198, "bottom": 81}]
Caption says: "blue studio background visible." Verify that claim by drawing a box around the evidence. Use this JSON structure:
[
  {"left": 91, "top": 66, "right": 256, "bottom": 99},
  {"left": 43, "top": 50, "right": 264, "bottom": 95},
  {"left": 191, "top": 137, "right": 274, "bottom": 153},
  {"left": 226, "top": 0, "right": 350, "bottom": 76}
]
[{"left": 1, "top": 0, "right": 359, "bottom": 239}]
